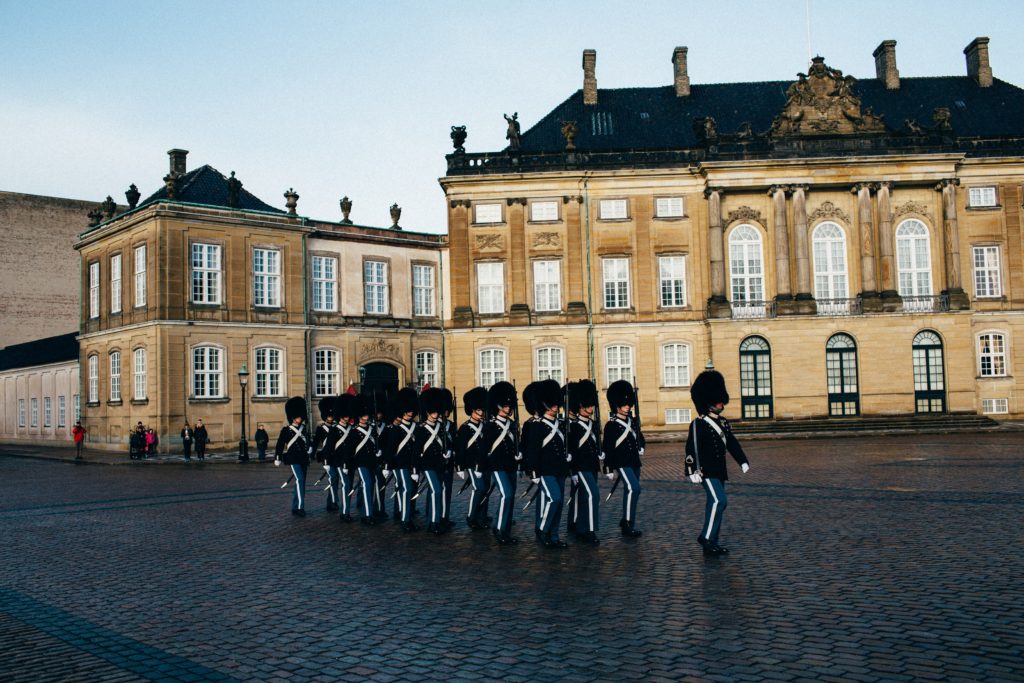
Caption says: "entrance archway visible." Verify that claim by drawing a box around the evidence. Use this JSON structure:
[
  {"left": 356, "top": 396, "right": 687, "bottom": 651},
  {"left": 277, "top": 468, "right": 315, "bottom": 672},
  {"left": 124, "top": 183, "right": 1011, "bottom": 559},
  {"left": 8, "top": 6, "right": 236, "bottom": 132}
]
[{"left": 360, "top": 362, "right": 399, "bottom": 399}]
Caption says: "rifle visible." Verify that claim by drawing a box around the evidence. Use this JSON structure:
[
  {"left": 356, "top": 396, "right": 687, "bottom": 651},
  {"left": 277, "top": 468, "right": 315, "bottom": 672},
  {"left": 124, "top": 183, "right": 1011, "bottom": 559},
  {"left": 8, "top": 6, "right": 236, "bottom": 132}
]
[
  {"left": 280, "top": 474, "right": 294, "bottom": 489},
  {"left": 522, "top": 486, "right": 542, "bottom": 512}
]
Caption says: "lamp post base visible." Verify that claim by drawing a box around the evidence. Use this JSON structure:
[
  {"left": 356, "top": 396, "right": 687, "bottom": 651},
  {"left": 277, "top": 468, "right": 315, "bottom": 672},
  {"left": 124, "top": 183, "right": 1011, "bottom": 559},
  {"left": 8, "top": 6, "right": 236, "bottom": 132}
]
[{"left": 238, "top": 438, "right": 249, "bottom": 463}]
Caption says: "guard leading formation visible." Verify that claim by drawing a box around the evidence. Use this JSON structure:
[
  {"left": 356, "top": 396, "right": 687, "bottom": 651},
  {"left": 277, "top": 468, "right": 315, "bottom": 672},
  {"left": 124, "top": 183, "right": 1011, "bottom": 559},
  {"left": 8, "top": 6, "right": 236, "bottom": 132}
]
[{"left": 274, "top": 370, "right": 750, "bottom": 553}]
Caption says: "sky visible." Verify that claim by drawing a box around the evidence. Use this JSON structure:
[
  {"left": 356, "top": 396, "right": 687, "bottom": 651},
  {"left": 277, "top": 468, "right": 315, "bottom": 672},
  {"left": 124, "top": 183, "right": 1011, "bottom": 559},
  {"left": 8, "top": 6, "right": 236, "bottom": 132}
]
[{"left": 3, "top": 1, "right": 1023, "bottom": 234}]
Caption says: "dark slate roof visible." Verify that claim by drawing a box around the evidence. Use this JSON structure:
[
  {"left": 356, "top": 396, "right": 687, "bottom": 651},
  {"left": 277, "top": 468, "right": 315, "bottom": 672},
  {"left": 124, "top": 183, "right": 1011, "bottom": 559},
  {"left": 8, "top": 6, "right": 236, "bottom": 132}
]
[
  {"left": 139, "top": 165, "right": 284, "bottom": 214},
  {"left": 518, "top": 76, "right": 1024, "bottom": 153},
  {"left": 0, "top": 332, "right": 78, "bottom": 372}
]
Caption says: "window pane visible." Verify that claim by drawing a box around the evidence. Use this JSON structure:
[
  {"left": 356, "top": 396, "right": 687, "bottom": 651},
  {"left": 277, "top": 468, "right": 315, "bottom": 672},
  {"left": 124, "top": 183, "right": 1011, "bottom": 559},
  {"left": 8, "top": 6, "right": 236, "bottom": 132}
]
[
  {"left": 599, "top": 199, "right": 628, "bottom": 220},
  {"left": 475, "top": 204, "right": 503, "bottom": 224},
  {"left": 655, "top": 197, "right": 684, "bottom": 218},
  {"left": 530, "top": 201, "right": 559, "bottom": 222}
]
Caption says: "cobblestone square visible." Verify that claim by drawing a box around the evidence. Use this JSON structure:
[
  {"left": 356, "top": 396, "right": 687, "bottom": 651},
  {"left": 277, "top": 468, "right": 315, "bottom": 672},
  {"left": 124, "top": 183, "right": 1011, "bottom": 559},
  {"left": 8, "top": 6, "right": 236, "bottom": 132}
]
[{"left": 1, "top": 433, "right": 1022, "bottom": 682}]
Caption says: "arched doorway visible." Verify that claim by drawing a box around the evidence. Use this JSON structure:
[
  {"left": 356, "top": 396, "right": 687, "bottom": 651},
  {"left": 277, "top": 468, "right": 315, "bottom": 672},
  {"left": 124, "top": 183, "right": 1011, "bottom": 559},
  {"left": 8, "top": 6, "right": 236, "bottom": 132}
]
[
  {"left": 913, "top": 330, "right": 945, "bottom": 413},
  {"left": 360, "top": 362, "right": 399, "bottom": 399},
  {"left": 826, "top": 333, "right": 859, "bottom": 416},
  {"left": 739, "top": 336, "right": 773, "bottom": 419}
]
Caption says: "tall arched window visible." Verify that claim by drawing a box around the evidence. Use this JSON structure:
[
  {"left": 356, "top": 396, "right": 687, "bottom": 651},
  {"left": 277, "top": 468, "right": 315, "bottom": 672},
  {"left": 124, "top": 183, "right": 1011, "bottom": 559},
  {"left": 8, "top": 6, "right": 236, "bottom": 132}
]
[
  {"left": 605, "top": 345, "right": 634, "bottom": 385},
  {"left": 912, "top": 330, "right": 945, "bottom": 413},
  {"left": 254, "top": 347, "right": 283, "bottom": 397},
  {"left": 87, "top": 354, "right": 98, "bottom": 403},
  {"left": 826, "top": 334, "right": 859, "bottom": 416},
  {"left": 133, "top": 348, "right": 147, "bottom": 401},
  {"left": 729, "top": 225, "right": 764, "bottom": 306},
  {"left": 813, "top": 222, "right": 849, "bottom": 313},
  {"left": 536, "top": 347, "right": 564, "bottom": 383},
  {"left": 478, "top": 348, "right": 507, "bottom": 388},
  {"left": 313, "top": 348, "right": 340, "bottom": 396},
  {"left": 896, "top": 219, "right": 933, "bottom": 306},
  {"left": 192, "top": 346, "right": 223, "bottom": 398},
  {"left": 739, "top": 336, "right": 772, "bottom": 419}
]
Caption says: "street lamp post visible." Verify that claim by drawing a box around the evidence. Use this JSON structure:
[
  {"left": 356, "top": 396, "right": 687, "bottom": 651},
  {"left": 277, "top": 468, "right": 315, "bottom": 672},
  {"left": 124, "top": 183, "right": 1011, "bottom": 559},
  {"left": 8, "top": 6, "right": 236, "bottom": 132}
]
[
  {"left": 358, "top": 365, "right": 367, "bottom": 394},
  {"left": 238, "top": 362, "right": 250, "bottom": 463}
]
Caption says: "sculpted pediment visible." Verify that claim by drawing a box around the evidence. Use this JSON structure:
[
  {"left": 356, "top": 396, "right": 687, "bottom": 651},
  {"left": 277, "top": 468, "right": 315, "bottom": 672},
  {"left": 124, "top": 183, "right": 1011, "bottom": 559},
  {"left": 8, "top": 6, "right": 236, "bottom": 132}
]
[{"left": 770, "top": 56, "right": 886, "bottom": 138}]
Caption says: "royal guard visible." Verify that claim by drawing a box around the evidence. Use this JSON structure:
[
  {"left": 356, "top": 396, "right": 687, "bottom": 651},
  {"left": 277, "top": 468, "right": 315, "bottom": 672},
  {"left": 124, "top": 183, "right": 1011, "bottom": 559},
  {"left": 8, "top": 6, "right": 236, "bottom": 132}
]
[
  {"left": 519, "top": 382, "right": 543, "bottom": 536},
  {"left": 313, "top": 397, "right": 340, "bottom": 511},
  {"left": 603, "top": 380, "right": 645, "bottom": 538},
  {"left": 485, "top": 381, "right": 520, "bottom": 545},
  {"left": 274, "top": 396, "right": 312, "bottom": 517},
  {"left": 685, "top": 369, "right": 750, "bottom": 556},
  {"left": 416, "top": 388, "right": 449, "bottom": 535},
  {"left": 372, "top": 392, "right": 390, "bottom": 520},
  {"left": 456, "top": 386, "right": 490, "bottom": 529},
  {"left": 568, "top": 379, "right": 602, "bottom": 545},
  {"left": 378, "top": 394, "right": 401, "bottom": 521},
  {"left": 390, "top": 388, "right": 421, "bottom": 532},
  {"left": 529, "top": 379, "right": 570, "bottom": 549},
  {"left": 349, "top": 395, "right": 380, "bottom": 525},
  {"left": 439, "top": 388, "right": 457, "bottom": 530},
  {"left": 329, "top": 394, "right": 355, "bottom": 522}
]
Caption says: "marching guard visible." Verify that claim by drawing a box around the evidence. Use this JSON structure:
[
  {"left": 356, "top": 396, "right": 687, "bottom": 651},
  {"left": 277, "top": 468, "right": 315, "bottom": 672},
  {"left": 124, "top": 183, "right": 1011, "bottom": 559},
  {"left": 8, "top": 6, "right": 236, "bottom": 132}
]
[
  {"left": 330, "top": 395, "right": 356, "bottom": 523},
  {"left": 275, "top": 396, "right": 312, "bottom": 517},
  {"left": 603, "top": 380, "right": 645, "bottom": 537},
  {"left": 685, "top": 369, "right": 750, "bottom": 556},
  {"left": 519, "top": 382, "right": 543, "bottom": 536},
  {"left": 568, "top": 380, "right": 602, "bottom": 545},
  {"left": 416, "top": 388, "right": 450, "bottom": 535},
  {"left": 389, "top": 388, "right": 421, "bottom": 532},
  {"left": 456, "top": 387, "right": 490, "bottom": 530},
  {"left": 439, "top": 388, "right": 457, "bottom": 530},
  {"left": 349, "top": 395, "right": 380, "bottom": 525},
  {"left": 529, "top": 379, "right": 569, "bottom": 549},
  {"left": 372, "top": 392, "right": 390, "bottom": 520},
  {"left": 313, "top": 397, "right": 341, "bottom": 512},
  {"left": 485, "top": 381, "right": 520, "bottom": 545}
]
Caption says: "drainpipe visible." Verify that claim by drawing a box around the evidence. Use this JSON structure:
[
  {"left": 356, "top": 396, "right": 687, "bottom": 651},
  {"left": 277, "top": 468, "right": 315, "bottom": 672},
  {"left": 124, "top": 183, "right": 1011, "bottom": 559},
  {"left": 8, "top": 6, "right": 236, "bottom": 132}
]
[
  {"left": 302, "top": 232, "right": 312, "bottom": 415},
  {"left": 438, "top": 246, "right": 446, "bottom": 387}
]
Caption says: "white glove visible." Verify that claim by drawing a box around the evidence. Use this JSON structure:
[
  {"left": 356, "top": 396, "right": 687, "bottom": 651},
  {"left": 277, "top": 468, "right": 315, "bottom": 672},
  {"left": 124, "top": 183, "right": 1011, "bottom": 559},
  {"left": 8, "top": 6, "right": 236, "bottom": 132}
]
[
  {"left": 473, "top": 470, "right": 483, "bottom": 479},
  {"left": 639, "top": 448, "right": 645, "bottom": 456},
  {"left": 606, "top": 472, "right": 616, "bottom": 480},
  {"left": 566, "top": 454, "right": 573, "bottom": 462},
  {"left": 274, "top": 459, "right": 282, "bottom": 467},
  {"left": 411, "top": 473, "right": 420, "bottom": 482},
  {"left": 531, "top": 477, "right": 540, "bottom": 485},
  {"left": 457, "top": 470, "right": 466, "bottom": 480},
  {"left": 741, "top": 463, "right": 750, "bottom": 474},
  {"left": 323, "top": 464, "right": 330, "bottom": 473},
  {"left": 688, "top": 472, "right": 703, "bottom": 484},
  {"left": 599, "top": 452, "right": 606, "bottom": 461},
  {"left": 307, "top": 447, "right": 314, "bottom": 456},
  {"left": 382, "top": 469, "right": 391, "bottom": 478},
  {"left": 444, "top": 450, "right": 452, "bottom": 460},
  {"left": 514, "top": 453, "right": 523, "bottom": 461},
  {"left": 571, "top": 475, "right": 579, "bottom": 485}
]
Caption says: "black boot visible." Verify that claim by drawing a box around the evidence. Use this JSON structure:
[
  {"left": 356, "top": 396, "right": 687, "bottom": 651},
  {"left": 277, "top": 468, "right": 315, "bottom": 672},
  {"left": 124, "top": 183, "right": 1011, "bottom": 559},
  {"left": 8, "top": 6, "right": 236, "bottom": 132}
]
[{"left": 340, "top": 513, "right": 354, "bottom": 523}]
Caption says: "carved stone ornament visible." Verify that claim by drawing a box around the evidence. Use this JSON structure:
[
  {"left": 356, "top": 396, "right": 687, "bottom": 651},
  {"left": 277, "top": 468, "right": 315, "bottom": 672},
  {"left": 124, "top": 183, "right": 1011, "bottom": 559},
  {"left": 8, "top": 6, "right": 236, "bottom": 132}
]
[
  {"left": 769, "top": 56, "right": 886, "bottom": 138},
  {"left": 560, "top": 120, "right": 578, "bottom": 150},
  {"left": 450, "top": 125, "right": 467, "bottom": 153},
  {"left": 532, "top": 232, "right": 561, "bottom": 248},
  {"left": 727, "top": 205, "right": 764, "bottom": 223},
  {"left": 808, "top": 201, "right": 852, "bottom": 224},
  {"left": 359, "top": 338, "right": 401, "bottom": 363},
  {"left": 475, "top": 234, "right": 505, "bottom": 251},
  {"left": 893, "top": 200, "right": 932, "bottom": 220}
]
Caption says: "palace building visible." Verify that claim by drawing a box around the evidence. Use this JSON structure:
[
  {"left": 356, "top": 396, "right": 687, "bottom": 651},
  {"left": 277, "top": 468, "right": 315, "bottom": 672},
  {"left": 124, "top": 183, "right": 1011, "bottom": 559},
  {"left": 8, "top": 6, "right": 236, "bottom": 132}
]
[{"left": 440, "top": 38, "right": 1024, "bottom": 426}]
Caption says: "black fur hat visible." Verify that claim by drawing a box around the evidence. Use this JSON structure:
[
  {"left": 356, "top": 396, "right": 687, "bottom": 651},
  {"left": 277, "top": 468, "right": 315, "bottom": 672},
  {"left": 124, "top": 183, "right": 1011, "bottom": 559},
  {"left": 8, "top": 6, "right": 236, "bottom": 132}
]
[
  {"left": 538, "top": 379, "right": 563, "bottom": 412},
  {"left": 463, "top": 387, "right": 488, "bottom": 416},
  {"left": 285, "top": 396, "right": 307, "bottom": 423},
  {"left": 488, "top": 381, "right": 517, "bottom": 416},
  {"left": 335, "top": 394, "right": 355, "bottom": 422},
  {"left": 384, "top": 394, "right": 401, "bottom": 424},
  {"left": 418, "top": 387, "right": 443, "bottom": 417},
  {"left": 690, "top": 370, "right": 729, "bottom": 414},
  {"left": 607, "top": 380, "right": 636, "bottom": 411},
  {"left": 318, "top": 397, "right": 335, "bottom": 421},
  {"left": 396, "top": 387, "right": 419, "bottom": 417},
  {"left": 522, "top": 382, "right": 541, "bottom": 417},
  {"left": 352, "top": 394, "right": 371, "bottom": 420},
  {"left": 570, "top": 379, "right": 599, "bottom": 413},
  {"left": 439, "top": 388, "right": 454, "bottom": 415}
]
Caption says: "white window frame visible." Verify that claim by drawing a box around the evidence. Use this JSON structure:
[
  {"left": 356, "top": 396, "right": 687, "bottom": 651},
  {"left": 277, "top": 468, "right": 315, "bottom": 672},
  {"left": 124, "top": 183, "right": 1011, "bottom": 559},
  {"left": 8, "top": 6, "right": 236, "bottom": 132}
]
[
  {"left": 603, "top": 257, "right": 630, "bottom": 309},
  {"left": 364, "top": 260, "right": 389, "bottom": 315},
  {"left": 530, "top": 200, "right": 559, "bottom": 222},
  {"left": 605, "top": 345, "right": 634, "bottom": 386},
  {"left": 254, "top": 347, "right": 283, "bottom": 398},
  {"left": 972, "top": 246, "right": 1002, "bottom": 299},
  {"left": 191, "top": 243, "right": 222, "bottom": 305},
  {"left": 981, "top": 398, "right": 1009, "bottom": 414},
  {"left": 412, "top": 264, "right": 436, "bottom": 317},
  {"left": 44, "top": 397, "right": 52, "bottom": 428},
  {"left": 659, "top": 255, "right": 687, "bottom": 307},
  {"left": 313, "top": 348, "right": 340, "bottom": 397},
  {"left": 655, "top": 197, "right": 685, "bottom": 218},
  {"left": 253, "top": 247, "right": 281, "bottom": 308},
  {"left": 110, "top": 253, "right": 122, "bottom": 314},
  {"left": 133, "top": 348, "right": 147, "bottom": 400},
  {"left": 662, "top": 343, "right": 691, "bottom": 387},
  {"left": 109, "top": 351, "right": 121, "bottom": 402},
  {"left": 812, "top": 222, "right": 849, "bottom": 301},
  {"left": 89, "top": 262, "right": 100, "bottom": 319},
  {"left": 134, "top": 244, "right": 147, "bottom": 308},
  {"left": 599, "top": 199, "right": 628, "bottom": 220},
  {"left": 977, "top": 332, "right": 1007, "bottom": 378},
  {"left": 729, "top": 224, "right": 765, "bottom": 303},
  {"left": 58, "top": 395, "right": 66, "bottom": 428},
  {"left": 536, "top": 346, "right": 564, "bottom": 383},
  {"left": 895, "top": 220, "right": 933, "bottom": 297},
  {"left": 30, "top": 398, "right": 38, "bottom": 428},
  {"left": 88, "top": 355, "right": 98, "bottom": 403},
  {"left": 18, "top": 399, "right": 26, "bottom": 428},
  {"left": 192, "top": 345, "right": 224, "bottom": 398},
  {"left": 665, "top": 408, "right": 692, "bottom": 424},
  {"left": 968, "top": 186, "right": 997, "bottom": 208},
  {"left": 312, "top": 255, "right": 337, "bottom": 312},
  {"left": 415, "top": 350, "right": 438, "bottom": 388},
  {"left": 478, "top": 348, "right": 508, "bottom": 388},
  {"left": 533, "top": 260, "right": 561, "bottom": 312},
  {"left": 477, "top": 262, "right": 505, "bottom": 315},
  {"left": 474, "top": 203, "right": 503, "bottom": 224}
]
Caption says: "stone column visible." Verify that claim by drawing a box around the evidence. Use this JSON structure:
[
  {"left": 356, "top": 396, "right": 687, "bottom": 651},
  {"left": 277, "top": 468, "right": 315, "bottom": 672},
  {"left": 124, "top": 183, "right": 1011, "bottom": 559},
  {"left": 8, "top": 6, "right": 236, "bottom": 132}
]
[
  {"left": 770, "top": 185, "right": 793, "bottom": 313},
  {"left": 507, "top": 198, "right": 530, "bottom": 324},
  {"left": 937, "top": 178, "right": 970, "bottom": 309},
  {"left": 874, "top": 181, "right": 901, "bottom": 311},
  {"left": 448, "top": 200, "right": 474, "bottom": 325},
  {"left": 705, "top": 187, "right": 730, "bottom": 318},
  {"left": 791, "top": 185, "right": 816, "bottom": 314},
  {"left": 854, "top": 183, "right": 882, "bottom": 312},
  {"left": 564, "top": 195, "right": 587, "bottom": 321}
]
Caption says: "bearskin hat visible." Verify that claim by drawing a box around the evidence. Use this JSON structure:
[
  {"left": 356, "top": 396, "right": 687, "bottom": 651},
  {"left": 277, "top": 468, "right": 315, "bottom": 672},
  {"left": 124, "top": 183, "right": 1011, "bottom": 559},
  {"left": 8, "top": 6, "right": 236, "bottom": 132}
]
[
  {"left": 384, "top": 394, "right": 401, "bottom": 424},
  {"left": 335, "top": 394, "right": 355, "bottom": 422},
  {"left": 570, "top": 379, "right": 599, "bottom": 413},
  {"left": 418, "top": 387, "right": 445, "bottom": 418},
  {"left": 538, "top": 379, "right": 563, "bottom": 412},
  {"left": 607, "top": 380, "right": 636, "bottom": 411},
  {"left": 522, "top": 382, "right": 541, "bottom": 417},
  {"left": 439, "top": 388, "right": 454, "bottom": 415},
  {"left": 463, "top": 387, "right": 488, "bottom": 416},
  {"left": 318, "top": 396, "right": 335, "bottom": 421},
  {"left": 690, "top": 370, "right": 729, "bottom": 414},
  {"left": 285, "top": 396, "right": 307, "bottom": 423},
  {"left": 488, "top": 381, "right": 517, "bottom": 416},
  {"left": 396, "top": 387, "right": 420, "bottom": 418},
  {"left": 352, "top": 394, "right": 371, "bottom": 419}
]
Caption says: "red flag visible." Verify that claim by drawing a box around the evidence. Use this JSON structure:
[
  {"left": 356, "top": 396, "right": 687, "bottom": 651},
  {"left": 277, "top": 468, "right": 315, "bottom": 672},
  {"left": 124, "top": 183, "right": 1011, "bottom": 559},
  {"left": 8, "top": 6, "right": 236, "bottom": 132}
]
[
  {"left": 346, "top": 383, "right": 357, "bottom": 396},
  {"left": 421, "top": 382, "right": 431, "bottom": 391}
]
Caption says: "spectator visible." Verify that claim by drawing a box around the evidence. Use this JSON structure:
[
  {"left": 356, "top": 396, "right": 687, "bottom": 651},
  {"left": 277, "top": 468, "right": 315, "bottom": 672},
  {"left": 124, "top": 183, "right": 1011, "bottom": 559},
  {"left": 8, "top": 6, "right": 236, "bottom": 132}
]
[
  {"left": 129, "top": 425, "right": 145, "bottom": 460},
  {"left": 181, "top": 421, "right": 194, "bottom": 461},
  {"left": 71, "top": 421, "right": 87, "bottom": 460},
  {"left": 145, "top": 428, "right": 157, "bottom": 457},
  {"left": 194, "top": 419, "right": 208, "bottom": 461},
  {"left": 255, "top": 423, "right": 269, "bottom": 461}
]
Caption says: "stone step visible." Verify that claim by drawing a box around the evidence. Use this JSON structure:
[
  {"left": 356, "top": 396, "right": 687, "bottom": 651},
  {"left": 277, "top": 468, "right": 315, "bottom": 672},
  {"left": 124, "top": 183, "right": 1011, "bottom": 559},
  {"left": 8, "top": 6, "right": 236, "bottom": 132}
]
[{"left": 730, "top": 412, "right": 999, "bottom": 435}]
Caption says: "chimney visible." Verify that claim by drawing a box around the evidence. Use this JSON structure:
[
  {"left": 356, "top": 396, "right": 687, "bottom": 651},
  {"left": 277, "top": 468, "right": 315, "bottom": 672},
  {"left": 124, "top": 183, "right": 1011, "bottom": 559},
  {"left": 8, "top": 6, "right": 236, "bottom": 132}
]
[
  {"left": 167, "top": 148, "right": 189, "bottom": 176},
  {"left": 672, "top": 46, "right": 691, "bottom": 97},
  {"left": 872, "top": 40, "right": 900, "bottom": 90},
  {"left": 582, "top": 49, "right": 597, "bottom": 105},
  {"left": 964, "top": 37, "right": 992, "bottom": 87}
]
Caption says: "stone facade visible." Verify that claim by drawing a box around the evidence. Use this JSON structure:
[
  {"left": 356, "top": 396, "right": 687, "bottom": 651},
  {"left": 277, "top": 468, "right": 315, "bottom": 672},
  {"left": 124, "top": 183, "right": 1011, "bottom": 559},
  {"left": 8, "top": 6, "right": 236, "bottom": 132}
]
[{"left": 0, "top": 360, "right": 79, "bottom": 444}]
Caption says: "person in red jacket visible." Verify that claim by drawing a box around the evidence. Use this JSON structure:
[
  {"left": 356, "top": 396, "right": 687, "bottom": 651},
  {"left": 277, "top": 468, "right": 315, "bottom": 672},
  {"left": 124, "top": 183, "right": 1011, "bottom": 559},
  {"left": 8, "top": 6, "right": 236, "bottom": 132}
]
[{"left": 71, "top": 421, "right": 87, "bottom": 460}]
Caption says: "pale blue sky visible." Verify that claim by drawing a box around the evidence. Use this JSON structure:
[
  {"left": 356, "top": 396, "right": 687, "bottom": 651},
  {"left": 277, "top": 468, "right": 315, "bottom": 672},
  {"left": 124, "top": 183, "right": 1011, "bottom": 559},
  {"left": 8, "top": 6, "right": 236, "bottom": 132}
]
[{"left": 2, "top": 0, "right": 1022, "bottom": 233}]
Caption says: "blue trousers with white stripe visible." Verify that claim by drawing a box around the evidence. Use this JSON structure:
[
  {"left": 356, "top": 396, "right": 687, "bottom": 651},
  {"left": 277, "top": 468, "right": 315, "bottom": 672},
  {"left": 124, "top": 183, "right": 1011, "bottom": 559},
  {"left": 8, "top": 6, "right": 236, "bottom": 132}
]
[
  {"left": 357, "top": 466, "right": 376, "bottom": 519},
  {"left": 574, "top": 471, "right": 600, "bottom": 533},
  {"left": 492, "top": 470, "right": 515, "bottom": 536},
  {"left": 339, "top": 468, "right": 354, "bottom": 516},
  {"left": 467, "top": 470, "right": 489, "bottom": 523},
  {"left": 701, "top": 478, "right": 728, "bottom": 545},
  {"left": 396, "top": 469, "right": 413, "bottom": 523},
  {"left": 422, "top": 470, "right": 442, "bottom": 525},
  {"left": 539, "top": 475, "right": 565, "bottom": 540},
  {"left": 618, "top": 466, "right": 641, "bottom": 526},
  {"left": 290, "top": 464, "right": 307, "bottom": 511}
]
